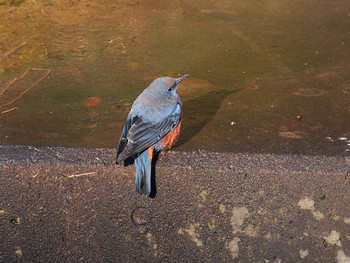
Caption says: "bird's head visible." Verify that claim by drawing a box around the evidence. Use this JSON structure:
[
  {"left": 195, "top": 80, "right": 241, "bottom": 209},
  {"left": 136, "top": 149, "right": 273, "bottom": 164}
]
[{"left": 150, "top": 75, "right": 189, "bottom": 97}]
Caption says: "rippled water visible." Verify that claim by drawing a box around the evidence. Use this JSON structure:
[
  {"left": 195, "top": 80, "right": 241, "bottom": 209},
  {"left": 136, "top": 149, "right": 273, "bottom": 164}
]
[{"left": 0, "top": 0, "right": 349, "bottom": 155}]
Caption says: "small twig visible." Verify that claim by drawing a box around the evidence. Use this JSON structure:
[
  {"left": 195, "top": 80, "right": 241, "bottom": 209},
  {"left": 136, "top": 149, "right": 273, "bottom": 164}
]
[
  {"left": 1, "top": 107, "right": 17, "bottom": 114},
  {"left": 0, "top": 41, "right": 28, "bottom": 62},
  {"left": 0, "top": 68, "right": 50, "bottom": 97},
  {"left": 67, "top": 172, "right": 96, "bottom": 178},
  {"left": 0, "top": 68, "right": 31, "bottom": 97},
  {"left": 31, "top": 68, "right": 52, "bottom": 71},
  {"left": 0, "top": 68, "right": 51, "bottom": 108}
]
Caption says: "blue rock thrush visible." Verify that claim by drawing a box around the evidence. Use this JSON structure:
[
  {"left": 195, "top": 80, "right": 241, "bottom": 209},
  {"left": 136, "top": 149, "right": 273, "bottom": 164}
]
[{"left": 116, "top": 75, "right": 189, "bottom": 196}]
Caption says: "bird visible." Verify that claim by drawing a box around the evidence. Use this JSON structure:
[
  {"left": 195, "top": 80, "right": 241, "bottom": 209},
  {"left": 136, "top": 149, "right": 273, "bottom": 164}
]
[{"left": 116, "top": 75, "right": 189, "bottom": 196}]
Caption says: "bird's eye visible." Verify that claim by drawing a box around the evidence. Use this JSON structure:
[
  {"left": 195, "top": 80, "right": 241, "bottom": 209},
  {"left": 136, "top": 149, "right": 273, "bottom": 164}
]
[{"left": 168, "top": 83, "right": 176, "bottom": 92}]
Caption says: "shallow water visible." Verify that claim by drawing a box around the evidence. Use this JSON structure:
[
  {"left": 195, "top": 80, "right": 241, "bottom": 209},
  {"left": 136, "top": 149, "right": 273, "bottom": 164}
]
[{"left": 0, "top": 0, "right": 349, "bottom": 155}]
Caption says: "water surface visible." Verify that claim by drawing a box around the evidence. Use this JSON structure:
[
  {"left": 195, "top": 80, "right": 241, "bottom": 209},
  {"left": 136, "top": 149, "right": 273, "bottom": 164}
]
[{"left": 0, "top": 0, "right": 349, "bottom": 155}]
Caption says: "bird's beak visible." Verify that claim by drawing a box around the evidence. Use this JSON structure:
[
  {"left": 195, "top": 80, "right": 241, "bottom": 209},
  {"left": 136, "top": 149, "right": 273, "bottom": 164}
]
[{"left": 176, "top": 74, "right": 189, "bottom": 85}]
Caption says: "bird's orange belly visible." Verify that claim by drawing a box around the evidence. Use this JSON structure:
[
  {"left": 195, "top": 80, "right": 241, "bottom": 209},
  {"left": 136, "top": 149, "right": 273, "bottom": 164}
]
[{"left": 160, "top": 119, "right": 182, "bottom": 150}]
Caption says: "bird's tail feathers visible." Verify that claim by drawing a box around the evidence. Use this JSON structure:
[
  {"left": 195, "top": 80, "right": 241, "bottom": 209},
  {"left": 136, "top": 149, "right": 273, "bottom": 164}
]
[{"left": 134, "top": 150, "right": 152, "bottom": 196}]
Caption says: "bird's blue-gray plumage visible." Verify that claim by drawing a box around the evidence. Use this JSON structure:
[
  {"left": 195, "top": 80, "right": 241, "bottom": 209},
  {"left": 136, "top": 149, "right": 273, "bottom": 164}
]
[
  {"left": 134, "top": 150, "right": 152, "bottom": 195},
  {"left": 116, "top": 75, "right": 188, "bottom": 196}
]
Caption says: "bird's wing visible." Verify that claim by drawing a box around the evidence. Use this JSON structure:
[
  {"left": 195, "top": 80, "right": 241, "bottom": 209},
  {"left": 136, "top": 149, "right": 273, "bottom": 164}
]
[
  {"left": 116, "top": 104, "right": 181, "bottom": 163},
  {"left": 116, "top": 114, "right": 136, "bottom": 159}
]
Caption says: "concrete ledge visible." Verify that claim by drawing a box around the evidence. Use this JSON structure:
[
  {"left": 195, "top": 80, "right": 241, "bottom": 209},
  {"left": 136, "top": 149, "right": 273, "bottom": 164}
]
[
  {"left": 1, "top": 146, "right": 350, "bottom": 262},
  {"left": 1, "top": 145, "right": 349, "bottom": 175}
]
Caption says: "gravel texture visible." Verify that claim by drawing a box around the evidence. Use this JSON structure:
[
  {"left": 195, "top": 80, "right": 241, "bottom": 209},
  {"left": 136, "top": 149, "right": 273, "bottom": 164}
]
[{"left": 1, "top": 145, "right": 350, "bottom": 262}]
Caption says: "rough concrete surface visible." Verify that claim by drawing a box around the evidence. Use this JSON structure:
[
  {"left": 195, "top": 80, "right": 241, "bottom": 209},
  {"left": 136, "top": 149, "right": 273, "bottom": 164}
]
[{"left": 1, "top": 146, "right": 350, "bottom": 262}]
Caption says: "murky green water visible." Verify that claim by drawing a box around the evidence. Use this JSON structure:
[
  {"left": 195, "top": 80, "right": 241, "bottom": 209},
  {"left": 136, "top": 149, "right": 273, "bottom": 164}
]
[{"left": 0, "top": 0, "right": 349, "bottom": 155}]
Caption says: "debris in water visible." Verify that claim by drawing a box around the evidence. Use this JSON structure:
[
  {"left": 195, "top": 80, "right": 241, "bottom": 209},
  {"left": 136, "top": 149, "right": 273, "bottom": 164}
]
[
  {"left": 0, "top": 38, "right": 31, "bottom": 62},
  {"left": 0, "top": 68, "right": 52, "bottom": 108},
  {"left": 1, "top": 107, "right": 17, "bottom": 114},
  {"left": 83, "top": 97, "right": 102, "bottom": 108}
]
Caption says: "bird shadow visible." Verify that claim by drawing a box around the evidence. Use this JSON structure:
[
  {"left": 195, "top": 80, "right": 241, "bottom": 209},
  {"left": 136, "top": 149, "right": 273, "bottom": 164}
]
[
  {"left": 176, "top": 87, "right": 244, "bottom": 147},
  {"left": 149, "top": 151, "right": 159, "bottom": 198}
]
